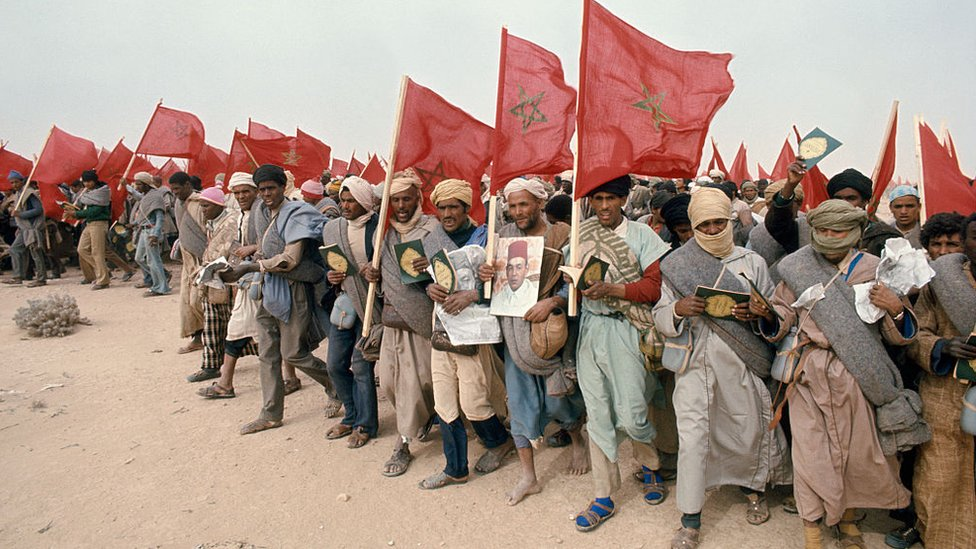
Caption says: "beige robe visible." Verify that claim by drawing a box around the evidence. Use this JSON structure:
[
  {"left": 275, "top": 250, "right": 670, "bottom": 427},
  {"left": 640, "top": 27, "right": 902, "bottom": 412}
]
[
  {"left": 907, "top": 265, "right": 975, "bottom": 549},
  {"left": 178, "top": 196, "right": 207, "bottom": 338},
  {"left": 766, "top": 253, "right": 914, "bottom": 525}
]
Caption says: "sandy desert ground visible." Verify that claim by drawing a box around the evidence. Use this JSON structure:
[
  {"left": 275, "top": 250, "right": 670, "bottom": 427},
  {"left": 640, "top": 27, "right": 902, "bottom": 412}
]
[{"left": 0, "top": 265, "right": 912, "bottom": 548}]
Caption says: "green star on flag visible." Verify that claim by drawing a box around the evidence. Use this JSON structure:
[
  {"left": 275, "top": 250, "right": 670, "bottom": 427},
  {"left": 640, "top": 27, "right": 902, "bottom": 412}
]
[
  {"left": 509, "top": 85, "right": 548, "bottom": 133},
  {"left": 414, "top": 160, "right": 447, "bottom": 194},
  {"left": 632, "top": 83, "right": 676, "bottom": 131}
]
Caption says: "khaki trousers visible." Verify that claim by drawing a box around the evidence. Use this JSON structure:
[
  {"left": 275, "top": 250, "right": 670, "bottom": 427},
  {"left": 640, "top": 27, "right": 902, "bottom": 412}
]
[
  {"left": 431, "top": 345, "right": 508, "bottom": 424},
  {"left": 591, "top": 438, "right": 661, "bottom": 499},
  {"left": 180, "top": 252, "right": 204, "bottom": 338},
  {"left": 378, "top": 327, "right": 435, "bottom": 440},
  {"left": 78, "top": 220, "right": 110, "bottom": 286}
]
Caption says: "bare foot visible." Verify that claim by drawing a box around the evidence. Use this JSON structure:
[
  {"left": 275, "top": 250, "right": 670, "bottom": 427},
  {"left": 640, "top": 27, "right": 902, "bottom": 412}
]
[
  {"left": 566, "top": 437, "right": 591, "bottom": 475},
  {"left": 505, "top": 476, "right": 541, "bottom": 506}
]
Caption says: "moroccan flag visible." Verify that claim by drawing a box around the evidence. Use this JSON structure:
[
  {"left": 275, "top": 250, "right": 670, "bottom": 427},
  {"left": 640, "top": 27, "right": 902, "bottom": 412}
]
[
  {"left": 867, "top": 102, "right": 899, "bottom": 216},
  {"left": 576, "top": 0, "right": 734, "bottom": 198},
  {"left": 130, "top": 155, "right": 156, "bottom": 178},
  {"left": 96, "top": 139, "right": 136, "bottom": 221},
  {"left": 155, "top": 159, "right": 183, "bottom": 184},
  {"left": 348, "top": 153, "right": 366, "bottom": 177},
  {"left": 707, "top": 138, "right": 728, "bottom": 175},
  {"left": 296, "top": 129, "right": 332, "bottom": 178},
  {"left": 918, "top": 121, "right": 975, "bottom": 219},
  {"left": 727, "top": 142, "right": 751, "bottom": 184},
  {"left": 770, "top": 137, "right": 795, "bottom": 181},
  {"left": 490, "top": 29, "right": 576, "bottom": 194},
  {"left": 136, "top": 104, "right": 205, "bottom": 158},
  {"left": 360, "top": 154, "right": 387, "bottom": 184},
  {"left": 96, "top": 147, "right": 111, "bottom": 168},
  {"left": 331, "top": 158, "right": 349, "bottom": 177},
  {"left": 757, "top": 162, "right": 771, "bottom": 180},
  {"left": 226, "top": 130, "right": 256, "bottom": 175},
  {"left": 188, "top": 144, "right": 229, "bottom": 188},
  {"left": 241, "top": 135, "right": 327, "bottom": 183},
  {"left": 394, "top": 78, "right": 493, "bottom": 223},
  {"left": 791, "top": 126, "right": 830, "bottom": 211},
  {"left": 0, "top": 147, "right": 33, "bottom": 192},
  {"left": 248, "top": 119, "right": 287, "bottom": 140},
  {"left": 33, "top": 126, "right": 98, "bottom": 186}
]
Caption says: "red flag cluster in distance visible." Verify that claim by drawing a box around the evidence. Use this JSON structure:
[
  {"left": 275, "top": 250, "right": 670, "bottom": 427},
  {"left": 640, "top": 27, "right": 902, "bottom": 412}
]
[
  {"left": 136, "top": 104, "right": 206, "bottom": 159},
  {"left": 707, "top": 139, "right": 728, "bottom": 175},
  {"left": 575, "top": 0, "right": 734, "bottom": 198},
  {"left": 95, "top": 139, "right": 137, "bottom": 221},
  {"left": 728, "top": 142, "right": 752, "bottom": 184},
  {"left": 188, "top": 144, "right": 229, "bottom": 188},
  {"left": 360, "top": 155, "right": 387, "bottom": 184},
  {"left": 490, "top": 28, "right": 576, "bottom": 195},
  {"left": 867, "top": 102, "right": 899, "bottom": 216},
  {"left": 33, "top": 126, "right": 98, "bottom": 218},
  {"left": 394, "top": 78, "right": 493, "bottom": 224},
  {"left": 918, "top": 121, "right": 975, "bottom": 219},
  {"left": 348, "top": 154, "right": 366, "bottom": 177},
  {"left": 248, "top": 119, "right": 286, "bottom": 140}
]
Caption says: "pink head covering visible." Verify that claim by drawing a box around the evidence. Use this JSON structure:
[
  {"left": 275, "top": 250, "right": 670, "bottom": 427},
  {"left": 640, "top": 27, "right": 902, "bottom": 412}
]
[
  {"left": 300, "top": 179, "right": 325, "bottom": 199},
  {"left": 199, "top": 186, "right": 225, "bottom": 207}
]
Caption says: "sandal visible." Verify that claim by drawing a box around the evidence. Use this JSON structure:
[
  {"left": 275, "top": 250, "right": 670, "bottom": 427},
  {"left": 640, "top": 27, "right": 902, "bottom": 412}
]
[
  {"left": 240, "top": 419, "right": 282, "bottom": 436},
  {"left": 382, "top": 446, "right": 412, "bottom": 477},
  {"left": 283, "top": 377, "right": 301, "bottom": 395},
  {"left": 325, "top": 423, "right": 353, "bottom": 440},
  {"left": 418, "top": 471, "right": 468, "bottom": 490},
  {"left": 574, "top": 500, "right": 615, "bottom": 532},
  {"left": 474, "top": 441, "right": 515, "bottom": 475},
  {"left": 177, "top": 341, "right": 203, "bottom": 354},
  {"left": 642, "top": 470, "right": 668, "bottom": 505},
  {"left": 671, "top": 527, "right": 700, "bottom": 549},
  {"left": 323, "top": 397, "right": 343, "bottom": 418},
  {"left": 347, "top": 426, "right": 370, "bottom": 449},
  {"left": 633, "top": 467, "right": 677, "bottom": 482},
  {"left": 198, "top": 382, "right": 235, "bottom": 399},
  {"left": 186, "top": 369, "right": 221, "bottom": 383},
  {"left": 745, "top": 493, "right": 770, "bottom": 525}
]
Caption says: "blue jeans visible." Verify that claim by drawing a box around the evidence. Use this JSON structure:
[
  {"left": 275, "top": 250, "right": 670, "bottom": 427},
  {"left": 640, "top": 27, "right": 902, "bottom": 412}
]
[
  {"left": 135, "top": 231, "right": 170, "bottom": 294},
  {"left": 327, "top": 317, "right": 378, "bottom": 437}
]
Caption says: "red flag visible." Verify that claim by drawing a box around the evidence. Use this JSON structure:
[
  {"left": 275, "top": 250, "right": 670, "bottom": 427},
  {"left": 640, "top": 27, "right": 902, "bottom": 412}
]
[
  {"left": 707, "top": 138, "right": 728, "bottom": 175},
  {"left": 576, "top": 0, "right": 734, "bottom": 198},
  {"left": 96, "top": 147, "right": 111, "bottom": 168},
  {"left": 248, "top": 119, "right": 287, "bottom": 140},
  {"left": 790, "top": 126, "right": 830, "bottom": 211},
  {"left": 136, "top": 104, "right": 206, "bottom": 158},
  {"left": 130, "top": 155, "right": 156, "bottom": 178},
  {"left": 155, "top": 159, "right": 183, "bottom": 183},
  {"left": 770, "top": 137, "right": 795, "bottom": 181},
  {"left": 867, "top": 102, "right": 899, "bottom": 216},
  {"left": 360, "top": 154, "right": 387, "bottom": 184},
  {"left": 0, "top": 147, "right": 33, "bottom": 192},
  {"left": 757, "top": 162, "right": 771, "bottom": 180},
  {"left": 394, "top": 78, "right": 493, "bottom": 223},
  {"left": 96, "top": 139, "right": 136, "bottom": 221},
  {"left": 918, "top": 121, "right": 975, "bottom": 219},
  {"left": 331, "top": 158, "right": 349, "bottom": 177},
  {"left": 296, "top": 129, "right": 332, "bottom": 179},
  {"left": 490, "top": 29, "right": 576, "bottom": 194},
  {"left": 33, "top": 126, "right": 98, "bottom": 186},
  {"left": 226, "top": 130, "right": 256, "bottom": 175},
  {"left": 945, "top": 129, "right": 962, "bottom": 172},
  {"left": 727, "top": 142, "right": 751, "bottom": 184},
  {"left": 348, "top": 153, "right": 366, "bottom": 177},
  {"left": 241, "top": 134, "right": 328, "bottom": 183},
  {"left": 188, "top": 144, "right": 229, "bottom": 188}
]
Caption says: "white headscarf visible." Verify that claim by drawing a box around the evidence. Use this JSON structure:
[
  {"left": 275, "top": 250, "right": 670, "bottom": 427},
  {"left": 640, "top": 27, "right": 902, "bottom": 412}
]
[
  {"left": 340, "top": 176, "right": 376, "bottom": 212},
  {"left": 503, "top": 177, "right": 547, "bottom": 201},
  {"left": 227, "top": 171, "right": 256, "bottom": 190}
]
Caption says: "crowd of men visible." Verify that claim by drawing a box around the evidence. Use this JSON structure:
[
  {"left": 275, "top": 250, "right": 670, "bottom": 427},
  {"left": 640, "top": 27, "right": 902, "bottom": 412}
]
[{"left": 1, "top": 162, "right": 973, "bottom": 549}]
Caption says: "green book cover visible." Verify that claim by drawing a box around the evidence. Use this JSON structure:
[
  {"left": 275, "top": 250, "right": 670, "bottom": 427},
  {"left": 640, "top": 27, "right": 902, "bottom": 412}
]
[
  {"left": 694, "top": 285, "right": 751, "bottom": 320},
  {"left": 797, "top": 127, "right": 842, "bottom": 169},
  {"left": 954, "top": 333, "right": 976, "bottom": 383},
  {"left": 394, "top": 239, "right": 432, "bottom": 284},
  {"left": 740, "top": 273, "right": 783, "bottom": 321},
  {"left": 577, "top": 255, "right": 610, "bottom": 291},
  {"left": 430, "top": 249, "right": 457, "bottom": 293},
  {"left": 319, "top": 244, "right": 350, "bottom": 274}
]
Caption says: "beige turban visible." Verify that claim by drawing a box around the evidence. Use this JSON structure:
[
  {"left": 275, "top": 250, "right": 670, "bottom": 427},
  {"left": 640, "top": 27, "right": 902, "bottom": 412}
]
[
  {"left": 326, "top": 179, "right": 342, "bottom": 195},
  {"left": 689, "top": 187, "right": 735, "bottom": 258},
  {"left": 763, "top": 179, "right": 804, "bottom": 206},
  {"left": 430, "top": 178, "right": 472, "bottom": 207},
  {"left": 390, "top": 171, "right": 422, "bottom": 196},
  {"left": 503, "top": 177, "right": 547, "bottom": 201},
  {"left": 133, "top": 171, "right": 155, "bottom": 186},
  {"left": 340, "top": 176, "right": 376, "bottom": 212},
  {"left": 227, "top": 171, "right": 256, "bottom": 190},
  {"left": 806, "top": 199, "right": 868, "bottom": 255}
]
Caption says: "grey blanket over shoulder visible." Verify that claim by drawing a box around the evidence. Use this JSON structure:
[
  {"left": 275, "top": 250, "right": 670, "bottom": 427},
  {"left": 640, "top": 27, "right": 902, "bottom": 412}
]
[
  {"left": 777, "top": 245, "right": 930, "bottom": 455},
  {"left": 175, "top": 197, "right": 207, "bottom": 258},
  {"left": 135, "top": 187, "right": 167, "bottom": 224},
  {"left": 661, "top": 239, "right": 774, "bottom": 377},
  {"left": 749, "top": 216, "right": 810, "bottom": 283},
  {"left": 380, "top": 215, "right": 438, "bottom": 339},
  {"left": 322, "top": 216, "right": 381, "bottom": 325},
  {"left": 927, "top": 253, "right": 976, "bottom": 336},
  {"left": 78, "top": 184, "right": 111, "bottom": 207},
  {"left": 497, "top": 221, "right": 564, "bottom": 376}
]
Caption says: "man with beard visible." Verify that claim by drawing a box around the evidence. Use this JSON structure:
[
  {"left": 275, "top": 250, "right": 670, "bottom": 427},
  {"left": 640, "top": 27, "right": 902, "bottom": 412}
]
[
  {"left": 478, "top": 177, "right": 588, "bottom": 506},
  {"left": 361, "top": 171, "right": 438, "bottom": 477}
]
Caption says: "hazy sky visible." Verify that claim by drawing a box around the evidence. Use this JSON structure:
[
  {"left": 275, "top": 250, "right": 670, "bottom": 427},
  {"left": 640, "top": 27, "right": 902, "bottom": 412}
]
[{"left": 2, "top": 0, "right": 973, "bottom": 182}]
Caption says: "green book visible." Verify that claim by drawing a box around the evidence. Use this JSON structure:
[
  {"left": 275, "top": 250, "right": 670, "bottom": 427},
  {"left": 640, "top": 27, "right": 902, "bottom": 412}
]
[
  {"left": 954, "top": 333, "right": 976, "bottom": 383},
  {"left": 694, "top": 285, "right": 751, "bottom": 320},
  {"left": 319, "top": 244, "right": 350, "bottom": 274},
  {"left": 740, "top": 273, "right": 783, "bottom": 321},
  {"left": 577, "top": 255, "right": 610, "bottom": 291},
  {"left": 430, "top": 249, "right": 457, "bottom": 294},
  {"left": 797, "top": 127, "right": 842, "bottom": 169},
  {"left": 394, "top": 239, "right": 432, "bottom": 284}
]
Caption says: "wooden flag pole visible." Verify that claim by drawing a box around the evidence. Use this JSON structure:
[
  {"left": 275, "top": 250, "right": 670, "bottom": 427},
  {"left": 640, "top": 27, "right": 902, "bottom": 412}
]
[
  {"left": 483, "top": 195, "right": 498, "bottom": 299},
  {"left": 362, "top": 75, "right": 410, "bottom": 337},
  {"left": 913, "top": 115, "right": 928, "bottom": 225},
  {"left": 867, "top": 100, "right": 899, "bottom": 217},
  {"left": 484, "top": 26, "right": 508, "bottom": 301},
  {"left": 567, "top": 153, "right": 581, "bottom": 317},
  {"left": 13, "top": 125, "right": 54, "bottom": 212},
  {"left": 238, "top": 137, "right": 259, "bottom": 167}
]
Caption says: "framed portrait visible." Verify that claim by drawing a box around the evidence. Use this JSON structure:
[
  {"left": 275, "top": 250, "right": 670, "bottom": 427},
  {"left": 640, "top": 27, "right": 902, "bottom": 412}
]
[{"left": 489, "top": 235, "right": 544, "bottom": 317}]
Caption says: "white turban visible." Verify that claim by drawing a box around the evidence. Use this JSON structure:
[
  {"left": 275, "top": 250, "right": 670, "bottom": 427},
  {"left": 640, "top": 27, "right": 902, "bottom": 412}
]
[
  {"left": 227, "top": 172, "right": 256, "bottom": 190},
  {"left": 340, "top": 176, "right": 376, "bottom": 212},
  {"left": 503, "top": 177, "right": 547, "bottom": 201},
  {"left": 133, "top": 171, "right": 155, "bottom": 186},
  {"left": 708, "top": 169, "right": 725, "bottom": 179}
]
